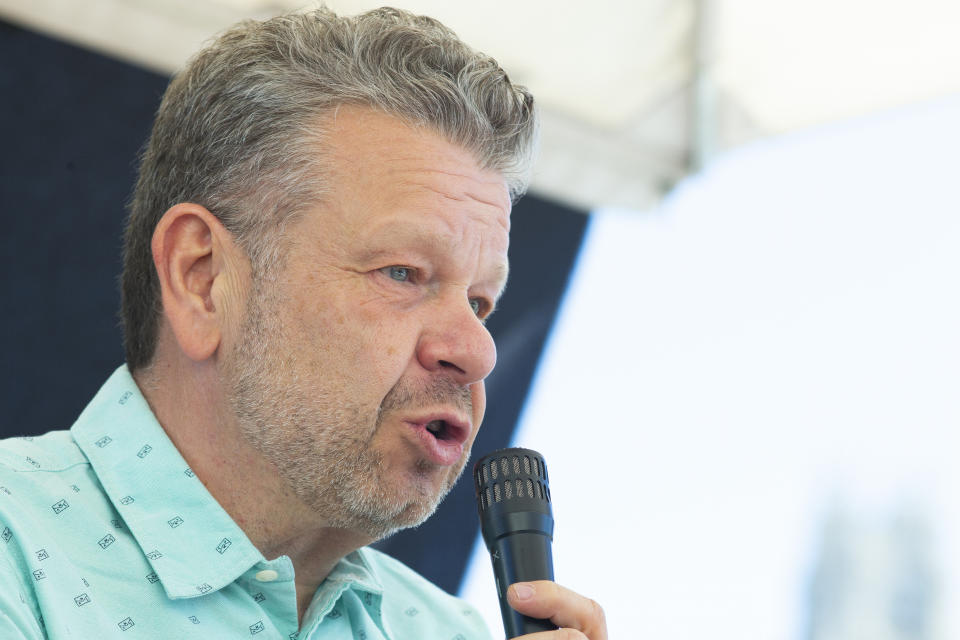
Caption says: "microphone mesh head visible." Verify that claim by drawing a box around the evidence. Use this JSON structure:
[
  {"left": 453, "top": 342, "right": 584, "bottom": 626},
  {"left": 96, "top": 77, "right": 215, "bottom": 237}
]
[{"left": 474, "top": 448, "right": 551, "bottom": 513}]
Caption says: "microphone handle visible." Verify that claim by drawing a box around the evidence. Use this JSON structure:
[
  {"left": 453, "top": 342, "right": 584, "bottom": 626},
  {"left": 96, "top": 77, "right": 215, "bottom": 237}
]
[{"left": 489, "top": 530, "right": 558, "bottom": 638}]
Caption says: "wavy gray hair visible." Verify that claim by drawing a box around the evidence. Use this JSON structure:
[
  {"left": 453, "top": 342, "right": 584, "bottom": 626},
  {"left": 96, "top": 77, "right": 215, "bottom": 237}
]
[{"left": 121, "top": 7, "right": 538, "bottom": 370}]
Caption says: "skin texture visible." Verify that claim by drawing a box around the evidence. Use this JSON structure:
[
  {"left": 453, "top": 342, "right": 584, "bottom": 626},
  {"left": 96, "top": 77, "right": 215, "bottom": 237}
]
[
  {"left": 219, "top": 108, "right": 510, "bottom": 543},
  {"left": 139, "top": 107, "right": 606, "bottom": 638}
]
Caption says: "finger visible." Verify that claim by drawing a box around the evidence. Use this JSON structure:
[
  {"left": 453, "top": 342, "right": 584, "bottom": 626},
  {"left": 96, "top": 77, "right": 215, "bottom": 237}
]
[
  {"left": 511, "top": 629, "right": 588, "bottom": 640},
  {"left": 507, "top": 581, "right": 607, "bottom": 640}
]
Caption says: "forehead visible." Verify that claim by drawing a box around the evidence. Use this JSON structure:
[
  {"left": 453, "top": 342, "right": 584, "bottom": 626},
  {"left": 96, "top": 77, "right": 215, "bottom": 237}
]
[{"left": 320, "top": 107, "right": 512, "bottom": 252}]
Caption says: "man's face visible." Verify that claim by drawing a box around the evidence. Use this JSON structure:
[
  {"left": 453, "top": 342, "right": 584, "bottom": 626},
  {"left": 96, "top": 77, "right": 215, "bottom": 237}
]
[{"left": 221, "top": 108, "right": 511, "bottom": 539}]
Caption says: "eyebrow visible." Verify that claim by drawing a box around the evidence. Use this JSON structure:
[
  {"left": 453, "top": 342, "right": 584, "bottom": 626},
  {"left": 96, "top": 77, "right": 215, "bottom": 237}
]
[
  {"left": 358, "top": 226, "right": 510, "bottom": 294},
  {"left": 489, "top": 261, "right": 510, "bottom": 299}
]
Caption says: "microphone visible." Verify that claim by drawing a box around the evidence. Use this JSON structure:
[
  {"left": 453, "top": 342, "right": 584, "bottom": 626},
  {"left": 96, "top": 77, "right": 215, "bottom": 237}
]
[{"left": 474, "top": 447, "right": 558, "bottom": 639}]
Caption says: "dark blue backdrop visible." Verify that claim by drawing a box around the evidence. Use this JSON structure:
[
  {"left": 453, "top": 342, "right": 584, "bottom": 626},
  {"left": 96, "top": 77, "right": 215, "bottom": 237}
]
[{"left": 0, "top": 20, "right": 588, "bottom": 595}]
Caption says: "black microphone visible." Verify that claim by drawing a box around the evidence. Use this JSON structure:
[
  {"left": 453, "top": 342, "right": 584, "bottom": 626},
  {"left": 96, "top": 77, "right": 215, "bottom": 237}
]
[{"left": 474, "top": 447, "right": 558, "bottom": 639}]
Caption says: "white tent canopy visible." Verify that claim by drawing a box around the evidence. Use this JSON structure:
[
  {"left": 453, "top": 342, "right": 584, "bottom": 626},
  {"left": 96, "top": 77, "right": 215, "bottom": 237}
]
[{"left": 3, "top": 0, "right": 958, "bottom": 212}]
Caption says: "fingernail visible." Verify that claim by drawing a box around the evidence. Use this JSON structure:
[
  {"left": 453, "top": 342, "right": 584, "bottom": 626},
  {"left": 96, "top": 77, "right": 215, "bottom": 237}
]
[{"left": 512, "top": 583, "right": 535, "bottom": 600}]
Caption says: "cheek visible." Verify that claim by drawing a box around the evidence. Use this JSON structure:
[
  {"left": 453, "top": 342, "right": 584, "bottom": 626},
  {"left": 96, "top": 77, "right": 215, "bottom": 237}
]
[
  {"left": 365, "top": 325, "right": 419, "bottom": 383},
  {"left": 308, "top": 300, "right": 420, "bottom": 388},
  {"left": 283, "top": 272, "right": 426, "bottom": 390}
]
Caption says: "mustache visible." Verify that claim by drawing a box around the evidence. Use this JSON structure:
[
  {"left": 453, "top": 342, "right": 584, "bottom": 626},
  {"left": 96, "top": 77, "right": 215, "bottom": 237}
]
[{"left": 379, "top": 376, "right": 473, "bottom": 417}]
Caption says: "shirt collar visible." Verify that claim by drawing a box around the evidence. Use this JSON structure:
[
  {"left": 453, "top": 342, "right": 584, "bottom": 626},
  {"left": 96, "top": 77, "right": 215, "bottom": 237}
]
[
  {"left": 71, "top": 365, "right": 265, "bottom": 599},
  {"left": 303, "top": 549, "right": 386, "bottom": 632},
  {"left": 328, "top": 548, "right": 383, "bottom": 596}
]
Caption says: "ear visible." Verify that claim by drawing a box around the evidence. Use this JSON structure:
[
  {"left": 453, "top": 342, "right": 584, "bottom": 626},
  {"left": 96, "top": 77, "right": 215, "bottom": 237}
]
[{"left": 151, "top": 203, "right": 248, "bottom": 362}]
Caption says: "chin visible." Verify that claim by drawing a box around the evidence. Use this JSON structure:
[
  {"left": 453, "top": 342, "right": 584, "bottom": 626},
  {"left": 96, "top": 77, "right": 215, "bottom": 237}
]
[
  {"left": 326, "top": 470, "right": 446, "bottom": 540},
  {"left": 346, "top": 494, "right": 440, "bottom": 541}
]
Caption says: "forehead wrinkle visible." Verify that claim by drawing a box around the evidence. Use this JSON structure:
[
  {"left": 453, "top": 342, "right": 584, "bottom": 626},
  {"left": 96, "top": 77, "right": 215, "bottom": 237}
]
[
  {"left": 411, "top": 181, "right": 511, "bottom": 221},
  {"left": 366, "top": 178, "right": 510, "bottom": 246},
  {"left": 385, "top": 160, "right": 511, "bottom": 209}
]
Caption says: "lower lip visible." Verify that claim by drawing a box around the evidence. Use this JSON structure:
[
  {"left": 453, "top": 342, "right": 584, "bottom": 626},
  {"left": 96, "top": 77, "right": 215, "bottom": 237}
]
[{"left": 407, "top": 423, "right": 464, "bottom": 466}]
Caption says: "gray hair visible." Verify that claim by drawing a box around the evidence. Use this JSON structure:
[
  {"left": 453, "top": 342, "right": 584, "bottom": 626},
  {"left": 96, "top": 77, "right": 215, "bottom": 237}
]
[{"left": 121, "top": 6, "right": 538, "bottom": 371}]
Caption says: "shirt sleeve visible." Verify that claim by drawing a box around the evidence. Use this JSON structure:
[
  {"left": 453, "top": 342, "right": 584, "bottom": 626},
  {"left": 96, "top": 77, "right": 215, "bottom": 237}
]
[
  {"left": 0, "top": 550, "right": 45, "bottom": 639},
  {"left": 0, "top": 612, "right": 43, "bottom": 640}
]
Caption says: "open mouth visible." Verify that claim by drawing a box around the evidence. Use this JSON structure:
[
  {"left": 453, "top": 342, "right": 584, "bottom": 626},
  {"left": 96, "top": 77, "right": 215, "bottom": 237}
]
[
  {"left": 407, "top": 416, "right": 469, "bottom": 466},
  {"left": 424, "top": 419, "right": 453, "bottom": 441}
]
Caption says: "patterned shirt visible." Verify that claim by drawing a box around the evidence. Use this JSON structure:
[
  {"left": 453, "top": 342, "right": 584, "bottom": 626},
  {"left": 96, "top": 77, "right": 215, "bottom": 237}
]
[{"left": 0, "top": 366, "right": 492, "bottom": 640}]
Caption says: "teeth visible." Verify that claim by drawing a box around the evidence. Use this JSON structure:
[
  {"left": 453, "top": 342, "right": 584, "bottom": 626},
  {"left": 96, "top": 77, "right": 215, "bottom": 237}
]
[{"left": 426, "top": 421, "right": 443, "bottom": 435}]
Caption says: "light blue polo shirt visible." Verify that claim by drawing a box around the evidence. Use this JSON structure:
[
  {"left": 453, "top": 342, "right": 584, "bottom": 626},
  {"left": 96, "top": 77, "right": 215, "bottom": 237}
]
[{"left": 0, "top": 366, "right": 492, "bottom": 640}]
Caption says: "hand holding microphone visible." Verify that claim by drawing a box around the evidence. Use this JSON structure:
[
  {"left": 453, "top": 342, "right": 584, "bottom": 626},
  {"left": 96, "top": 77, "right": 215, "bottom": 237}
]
[{"left": 473, "top": 448, "right": 607, "bottom": 640}]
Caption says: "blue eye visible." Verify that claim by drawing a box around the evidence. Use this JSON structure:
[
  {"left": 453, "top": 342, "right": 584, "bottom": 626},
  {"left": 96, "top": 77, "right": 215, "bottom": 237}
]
[
  {"left": 469, "top": 299, "right": 482, "bottom": 316},
  {"left": 385, "top": 266, "right": 412, "bottom": 282}
]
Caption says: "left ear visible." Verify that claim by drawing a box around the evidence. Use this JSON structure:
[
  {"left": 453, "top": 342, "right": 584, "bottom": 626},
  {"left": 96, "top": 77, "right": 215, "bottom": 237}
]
[{"left": 151, "top": 203, "right": 249, "bottom": 363}]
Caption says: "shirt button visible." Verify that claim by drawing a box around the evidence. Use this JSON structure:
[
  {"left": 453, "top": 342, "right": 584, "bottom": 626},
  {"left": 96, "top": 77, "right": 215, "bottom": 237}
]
[{"left": 254, "top": 569, "right": 279, "bottom": 582}]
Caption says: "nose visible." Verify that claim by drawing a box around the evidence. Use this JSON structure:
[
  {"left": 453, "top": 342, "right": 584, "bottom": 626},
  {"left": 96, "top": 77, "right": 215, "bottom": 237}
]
[{"left": 416, "top": 294, "right": 497, "bottom": 386}]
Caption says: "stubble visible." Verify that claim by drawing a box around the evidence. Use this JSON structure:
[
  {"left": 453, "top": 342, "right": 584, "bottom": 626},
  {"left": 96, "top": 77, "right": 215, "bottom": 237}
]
[{"left": 221, "top": 276, "right": 473, "bottom": 540}]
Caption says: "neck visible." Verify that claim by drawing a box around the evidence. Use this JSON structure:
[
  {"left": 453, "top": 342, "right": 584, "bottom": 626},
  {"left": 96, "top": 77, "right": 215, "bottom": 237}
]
[{"left": 134, "top": 339, "right": 374, "bottom": 623}]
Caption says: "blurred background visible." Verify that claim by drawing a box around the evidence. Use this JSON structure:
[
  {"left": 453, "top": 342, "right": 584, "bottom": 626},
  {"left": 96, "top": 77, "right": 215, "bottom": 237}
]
[{"left": 1, "top": 1, "right": 958, "bottom": 639}]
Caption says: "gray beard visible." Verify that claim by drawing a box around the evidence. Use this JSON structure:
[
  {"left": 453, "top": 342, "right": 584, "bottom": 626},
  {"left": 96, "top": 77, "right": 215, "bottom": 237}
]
[{"left": 220, "top": 281, "right": 473, "bottom": 540}]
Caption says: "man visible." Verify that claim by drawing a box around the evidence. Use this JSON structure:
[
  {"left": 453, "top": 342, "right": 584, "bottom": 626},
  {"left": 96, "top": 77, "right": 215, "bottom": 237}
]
[{"left": 0, "top": 8, "right": 605, "bottom": 639}]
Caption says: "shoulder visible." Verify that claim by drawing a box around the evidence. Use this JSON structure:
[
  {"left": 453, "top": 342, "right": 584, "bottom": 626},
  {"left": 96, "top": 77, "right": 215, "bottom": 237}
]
[
  {"left": 0, "top": 430, "right": 87, "bottom": 473},
  {"left": 0, "top": 430, "right": 95, "bottom": 543}
]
